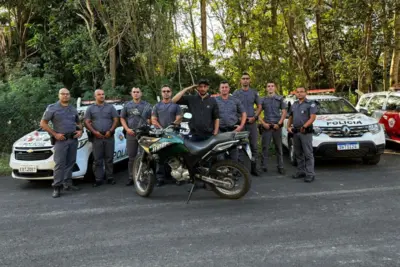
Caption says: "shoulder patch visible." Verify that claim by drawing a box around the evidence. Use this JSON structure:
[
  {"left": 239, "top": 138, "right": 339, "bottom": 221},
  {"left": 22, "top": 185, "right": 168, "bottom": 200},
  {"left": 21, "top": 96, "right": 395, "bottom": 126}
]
[{"left": 311, "top": 103, "right": 316, "bottom": 107}]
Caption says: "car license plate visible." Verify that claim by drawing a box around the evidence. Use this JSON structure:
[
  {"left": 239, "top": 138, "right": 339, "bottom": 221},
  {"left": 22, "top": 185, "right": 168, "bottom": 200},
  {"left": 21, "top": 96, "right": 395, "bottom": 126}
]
[
  {"left": 245, "top": 144, "right": 252, "bottom": 160},
  {"left": 19, "top": 165, "right": 37, "bottom": 173},
  {"left": 337, "top": 142, "right": 359, "bottom": 150}
]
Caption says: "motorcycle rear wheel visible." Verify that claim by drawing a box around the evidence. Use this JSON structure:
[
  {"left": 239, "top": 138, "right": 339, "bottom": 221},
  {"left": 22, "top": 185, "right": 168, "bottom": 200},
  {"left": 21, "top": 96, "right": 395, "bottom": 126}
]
[
  {"left": 209, "top": 160, "right": 251, "bottom": 199},
  {"left": 133, "top": 155, "right": 155, "bottom": 197}
]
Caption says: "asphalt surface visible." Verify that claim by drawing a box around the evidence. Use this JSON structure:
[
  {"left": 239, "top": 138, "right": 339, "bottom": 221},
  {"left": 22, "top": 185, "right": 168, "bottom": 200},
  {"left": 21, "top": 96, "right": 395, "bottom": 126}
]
[{"left": 1, "top": 147, "right": 400, "bottom": 267}]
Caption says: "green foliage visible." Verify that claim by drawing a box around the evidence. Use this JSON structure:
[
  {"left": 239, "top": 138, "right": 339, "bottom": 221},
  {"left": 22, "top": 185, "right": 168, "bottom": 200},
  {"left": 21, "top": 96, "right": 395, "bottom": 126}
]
[
  {"left": 0, "top": 74, "right": 63, "bottom": 152},
  {"left": 0, "top": 0, "right": 397, "bottom": 153},
  {"left": 0, "top": 154, "right": 11, "bottom": 176}
]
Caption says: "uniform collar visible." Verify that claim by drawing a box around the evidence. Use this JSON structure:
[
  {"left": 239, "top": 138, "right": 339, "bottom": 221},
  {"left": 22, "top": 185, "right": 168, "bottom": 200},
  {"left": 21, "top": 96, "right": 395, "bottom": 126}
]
[
  {"left": 56, "top": 101, "right": 70, "bottom": 108},
  {"left": 240, "top": 87, "right": 253, "bottom": 92},
  {"left": 297, "top": 98, "right": 309, "bottom": 104},
  {"left": 218, "top": 95, "right": 230, "bottom": 100},
  {"left": 131, "top": 100, "right": 144, "bottom": 105},
  {"left": 94, "top": 102, "right": 108, "bottom": 107}
]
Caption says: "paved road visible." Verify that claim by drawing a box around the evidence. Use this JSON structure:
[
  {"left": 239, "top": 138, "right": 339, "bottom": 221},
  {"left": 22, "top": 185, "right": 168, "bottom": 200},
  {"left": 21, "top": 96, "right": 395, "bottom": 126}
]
[{"left": 1, "top": 149, "right": 400, "bottom": 267}]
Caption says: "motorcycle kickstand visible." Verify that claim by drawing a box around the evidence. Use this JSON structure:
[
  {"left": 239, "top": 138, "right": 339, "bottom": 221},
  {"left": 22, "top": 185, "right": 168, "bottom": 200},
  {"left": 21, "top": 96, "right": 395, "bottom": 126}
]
[{"left": 186, "top": 183, "right": 196, "bottom": 204}]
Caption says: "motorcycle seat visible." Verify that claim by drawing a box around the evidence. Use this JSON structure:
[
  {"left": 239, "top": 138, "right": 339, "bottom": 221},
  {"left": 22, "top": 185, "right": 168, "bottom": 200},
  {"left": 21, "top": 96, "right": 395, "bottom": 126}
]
[{"left": 184, "top": 132, "right": 236, "bottom": 156}]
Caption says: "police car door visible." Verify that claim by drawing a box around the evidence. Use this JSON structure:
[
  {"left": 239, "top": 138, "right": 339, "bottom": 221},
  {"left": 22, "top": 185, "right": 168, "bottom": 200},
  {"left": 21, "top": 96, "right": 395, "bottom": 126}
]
[
  {"left": 368, "top": 94, "right": 388, "bottom": 121},
  {"left": 113, "top": 108, "right": 128, "bottom": 163}
]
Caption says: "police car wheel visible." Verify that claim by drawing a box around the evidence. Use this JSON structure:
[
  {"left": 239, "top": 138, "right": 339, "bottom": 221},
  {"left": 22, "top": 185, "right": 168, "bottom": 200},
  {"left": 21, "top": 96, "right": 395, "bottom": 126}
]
[
  {"left": 362, "top": 155, "right": 381, "bottom": 165},
  {"left": 288, "top": 138, "right": 297, "bottom": 166}
]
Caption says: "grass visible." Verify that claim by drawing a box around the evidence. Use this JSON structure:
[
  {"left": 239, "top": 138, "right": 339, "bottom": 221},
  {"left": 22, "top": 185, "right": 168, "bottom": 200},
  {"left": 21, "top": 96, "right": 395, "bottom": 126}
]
[{"left": 0, "top": 154, "right": 11, "bottom": 176}]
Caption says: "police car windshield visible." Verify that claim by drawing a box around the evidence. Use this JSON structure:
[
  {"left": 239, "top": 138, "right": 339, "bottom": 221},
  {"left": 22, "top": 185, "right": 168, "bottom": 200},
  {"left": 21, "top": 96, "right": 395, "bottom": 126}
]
[{"left": 316, "top": 99, "right": 358, "bottom": 114}]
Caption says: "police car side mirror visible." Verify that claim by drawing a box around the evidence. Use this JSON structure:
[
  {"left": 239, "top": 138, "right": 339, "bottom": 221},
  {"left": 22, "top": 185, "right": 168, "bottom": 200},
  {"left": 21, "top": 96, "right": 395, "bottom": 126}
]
[
  {"left": 359, "top": 108, "right": 368, "bottom": 115},
  {"left": 183, "top": 113, "right": 192, "bottom": 120}
]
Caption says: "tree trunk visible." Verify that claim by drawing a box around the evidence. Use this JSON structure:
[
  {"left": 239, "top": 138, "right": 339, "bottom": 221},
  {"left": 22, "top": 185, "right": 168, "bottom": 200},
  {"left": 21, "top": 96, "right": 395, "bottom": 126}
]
[
  {"left": 188, "top": 0, "right": 198, "bottom": 62},
  {"left": 381, "top": 0, "right": 390, "bottom": 91},
  {"left": 315, "top": 0, "right": 334, "bottom": 88},
  {"left": 271, "top": 0, "right": 279, "bottom": 83},
  {"left": 360, "top": 11, "right": 373, "bottom": 93},
  {"left": 200, "top": 0, "right": 207, "bottom": 53},
  {"left": 109, "top": 34, "right": 117, "bottom": 88},
  {"left": 390, "top": 7, "right": 400, "bottom": 87}
]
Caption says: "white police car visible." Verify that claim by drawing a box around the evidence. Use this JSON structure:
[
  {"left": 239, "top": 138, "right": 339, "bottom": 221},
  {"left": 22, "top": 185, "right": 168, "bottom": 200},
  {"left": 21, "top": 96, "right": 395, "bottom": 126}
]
[
  {"left": 282, "top": 95, "right": 386, "bottom": 165},
  {"left": 9, "top": 101, "right": 128, "bottom": 181}
]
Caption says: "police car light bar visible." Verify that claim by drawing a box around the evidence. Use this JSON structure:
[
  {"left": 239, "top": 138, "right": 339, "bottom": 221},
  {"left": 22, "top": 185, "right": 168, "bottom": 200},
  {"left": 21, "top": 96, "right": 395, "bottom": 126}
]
[
  {"left": 289, "top": 88, "right": 336, "bottom": 95},
  {"left": 81, "top": 99, "right": 123, "bottom": 105}
]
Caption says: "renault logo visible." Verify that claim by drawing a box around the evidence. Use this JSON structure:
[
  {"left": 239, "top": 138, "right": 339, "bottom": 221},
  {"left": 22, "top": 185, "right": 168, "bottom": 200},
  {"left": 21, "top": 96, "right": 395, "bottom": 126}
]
[{"left": 341, "top": 126, "right": 351, "bottom": 136}]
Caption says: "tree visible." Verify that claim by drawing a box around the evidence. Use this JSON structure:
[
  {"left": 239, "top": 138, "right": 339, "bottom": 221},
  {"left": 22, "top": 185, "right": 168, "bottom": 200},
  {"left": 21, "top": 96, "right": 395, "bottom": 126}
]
[{"left": 390, "top": 4, "right": 400, "bottom": 87}]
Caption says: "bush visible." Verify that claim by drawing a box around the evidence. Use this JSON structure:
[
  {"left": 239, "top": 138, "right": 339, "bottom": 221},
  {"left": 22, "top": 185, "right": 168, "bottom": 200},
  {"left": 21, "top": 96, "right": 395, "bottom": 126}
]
[{"left": 0, "top": 74, "right": 64, "bottom": 152}]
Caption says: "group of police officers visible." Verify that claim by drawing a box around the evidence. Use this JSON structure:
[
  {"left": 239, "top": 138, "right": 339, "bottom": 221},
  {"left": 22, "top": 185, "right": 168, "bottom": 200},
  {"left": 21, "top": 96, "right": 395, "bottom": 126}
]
[{"left": 40, "top": 72, "right": 316, "bottom": 198}]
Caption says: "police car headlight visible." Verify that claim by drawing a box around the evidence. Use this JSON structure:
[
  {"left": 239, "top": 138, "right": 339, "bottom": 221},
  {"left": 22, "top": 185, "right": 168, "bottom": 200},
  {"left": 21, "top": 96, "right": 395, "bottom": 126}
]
[
  {"left": 368, "top": 123, "right": 380, "bottom": 134},
  {"left": 313, "top": 126, "right": 322, "bottom": 136},
  {"left": 78, "top": 139, "right": 88, "bottom": 149}
]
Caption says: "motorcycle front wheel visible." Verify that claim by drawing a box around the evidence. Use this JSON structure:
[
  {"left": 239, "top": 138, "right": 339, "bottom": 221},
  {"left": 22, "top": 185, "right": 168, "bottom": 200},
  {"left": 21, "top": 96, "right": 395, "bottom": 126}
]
[
  {"left": 133, "top": 155, "right": 155, "bottom": 197},
  {"left": 209, "top": 159, "right": 251, "bottom": 199}
]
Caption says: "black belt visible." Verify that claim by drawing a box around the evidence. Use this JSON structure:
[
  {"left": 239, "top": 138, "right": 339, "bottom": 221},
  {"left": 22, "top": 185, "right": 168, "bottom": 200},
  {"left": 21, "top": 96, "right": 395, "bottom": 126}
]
[
  {"left": 292, "top": 126, "right": 313, "bottom": 134},
  {"left": 63, "top": 132, "right": 77, "bottom": 139}
]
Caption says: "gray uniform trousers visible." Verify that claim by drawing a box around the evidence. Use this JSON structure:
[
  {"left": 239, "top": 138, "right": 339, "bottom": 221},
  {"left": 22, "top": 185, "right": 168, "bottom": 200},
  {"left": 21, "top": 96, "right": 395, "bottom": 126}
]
[
  {"left": 239, "top": 122, "right": 258, "bottom": 163},
  {"left": 53, "top": 138, "right": 78, "bottom": 187},
  {"left": 261, "top": 128, "right": 284, "bottom": 169},
  {"left": 92, "top": 137, "right": 115, "bottom": 182},
  {"left": 127, "top": 135, "right": 141, "bottom": 181},
  {"left": 293, "top": 133, "right": 315, "bottom": 176}
]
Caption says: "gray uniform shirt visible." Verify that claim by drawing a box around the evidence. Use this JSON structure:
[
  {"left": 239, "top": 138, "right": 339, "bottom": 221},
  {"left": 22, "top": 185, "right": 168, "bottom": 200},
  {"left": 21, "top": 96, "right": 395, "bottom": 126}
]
[
  {"left": 120, "top": 100, "right": 152, "bottom": 130},
  {"left": 84, "top": 103, "right": 119, "bottom": 132},
  {"left": 215, "top": 96, "right": 245, "bottom": 128},
  {"left": 261, "top": 95, "right": 288, "bottom": 124},
  {"left": 232, "top": 88, "right": 260, "bottom": 118},
  {"left": 289, "top": 99, "right": 317, "bottom": 128},
  {"left": 152, "top": 101, "right": 182, "bottom": 128},
  {"left": 42, "top": 101, "right": 79, "bottom": 134}
]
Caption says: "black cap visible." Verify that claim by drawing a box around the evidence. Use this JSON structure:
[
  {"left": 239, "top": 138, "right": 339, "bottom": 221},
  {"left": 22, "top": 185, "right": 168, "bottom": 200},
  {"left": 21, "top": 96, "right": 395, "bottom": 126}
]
[{"left": 197, "top": 78, "right": 209, "bottom": 86}]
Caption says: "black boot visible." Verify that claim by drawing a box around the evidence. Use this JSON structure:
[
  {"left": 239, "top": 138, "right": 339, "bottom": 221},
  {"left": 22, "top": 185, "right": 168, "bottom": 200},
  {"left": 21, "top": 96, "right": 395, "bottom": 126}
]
[
  {"left": 251, "top": 161, "right": 260, "bottom": 176},
  {"left": 63, "top": 184, "right": 80, "bottom": 191},
  {"left": 52, "top": 186, "right": 61, "bottom": 198}
]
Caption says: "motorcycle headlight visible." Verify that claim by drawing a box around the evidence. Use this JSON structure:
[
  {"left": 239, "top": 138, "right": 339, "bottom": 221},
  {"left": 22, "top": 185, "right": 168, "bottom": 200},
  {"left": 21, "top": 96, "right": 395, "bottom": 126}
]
[
  {"left": 78, "top": 139, "right": 88, "bottom": 149},
  {"left": 313, "top": 126, "right": 322, "bottom": 136},
  {"left": 368, "top": 123, "right": 380, "bottom": 134}
]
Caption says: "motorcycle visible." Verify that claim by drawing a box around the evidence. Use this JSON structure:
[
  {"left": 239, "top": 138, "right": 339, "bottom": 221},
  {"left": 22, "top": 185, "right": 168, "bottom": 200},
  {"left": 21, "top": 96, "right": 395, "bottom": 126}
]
[{"left": 132, "top": 114, "right": 252, "bottom": 203}]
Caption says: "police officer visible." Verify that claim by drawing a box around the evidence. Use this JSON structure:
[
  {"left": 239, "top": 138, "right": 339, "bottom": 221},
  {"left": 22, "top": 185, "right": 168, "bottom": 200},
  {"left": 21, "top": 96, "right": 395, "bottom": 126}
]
[
  {"left": 120, "top": 87, "right": 152, "bottom": 186},
  {"left": 151, "top": 85, "right": 183, "bottom": 186},
  {"left": 232, "top": 72, "right": 262, "bottom": 176},
  {"left": 84, "top": 89, "right": 119, "bottom": 187},
  {"left": 215, "top": 81, "right": 247, "bottom": 161},
  {"left": 287, "top": 87, "right": 317, "bottom": 183},
  {"left": 172, "top": 79, "right": 219, "bottom": 141},
  {"left": 259, "top": 82, "right": 287, "bottom": 174},
  {"left": 40, "top": 88, "right": 83, "bottom": 198}
]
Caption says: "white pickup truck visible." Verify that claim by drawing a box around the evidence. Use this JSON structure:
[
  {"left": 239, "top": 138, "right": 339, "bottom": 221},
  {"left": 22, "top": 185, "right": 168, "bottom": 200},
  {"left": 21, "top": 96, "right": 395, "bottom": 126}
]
[
  {"left": 9, "top": 102, "right": 128, "bottom": 181},
  {"left": 282, "top": 95, "right": 386, "bottom": 165}
]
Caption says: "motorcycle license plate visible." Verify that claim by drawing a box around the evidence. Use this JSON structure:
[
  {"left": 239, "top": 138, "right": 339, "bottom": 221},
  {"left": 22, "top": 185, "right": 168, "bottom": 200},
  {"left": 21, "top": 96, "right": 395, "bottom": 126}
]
[{"left": 245, "top": 144, "right": 252, "bottom": 160}]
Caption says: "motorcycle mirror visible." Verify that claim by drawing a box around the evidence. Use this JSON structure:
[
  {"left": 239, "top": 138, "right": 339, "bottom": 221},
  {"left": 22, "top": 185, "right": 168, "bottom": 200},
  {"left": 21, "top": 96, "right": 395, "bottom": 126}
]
[{"left": 183, "top": 113, "right": 192, "bottom": 120}]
